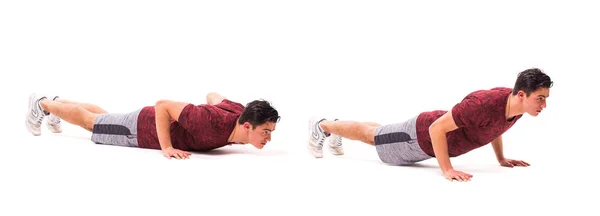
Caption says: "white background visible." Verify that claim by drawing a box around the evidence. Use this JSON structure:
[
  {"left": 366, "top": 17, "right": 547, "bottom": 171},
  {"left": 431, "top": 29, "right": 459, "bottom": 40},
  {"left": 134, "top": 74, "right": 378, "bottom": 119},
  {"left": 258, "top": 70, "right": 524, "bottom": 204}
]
[{"left": 1, "top": 0, "right": 598, "bottom": 215}]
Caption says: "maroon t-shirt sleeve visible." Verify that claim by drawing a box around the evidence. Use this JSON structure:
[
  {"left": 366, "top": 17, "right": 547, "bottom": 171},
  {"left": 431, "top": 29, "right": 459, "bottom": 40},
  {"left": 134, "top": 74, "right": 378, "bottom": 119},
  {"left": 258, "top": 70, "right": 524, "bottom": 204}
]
[{"left": 451, "top": 95, "right": 490, "bottom": 128}]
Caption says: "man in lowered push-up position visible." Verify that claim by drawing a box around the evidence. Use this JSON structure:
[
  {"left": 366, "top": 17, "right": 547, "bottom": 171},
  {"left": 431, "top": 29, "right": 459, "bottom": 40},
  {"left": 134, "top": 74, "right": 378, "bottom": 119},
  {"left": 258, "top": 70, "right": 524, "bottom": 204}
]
[
  {"left": 308, "top": 68, "right": 553, "bottom": 181},
  {"left": 26, "top": 92, "right": 280, "bottom": 159}
]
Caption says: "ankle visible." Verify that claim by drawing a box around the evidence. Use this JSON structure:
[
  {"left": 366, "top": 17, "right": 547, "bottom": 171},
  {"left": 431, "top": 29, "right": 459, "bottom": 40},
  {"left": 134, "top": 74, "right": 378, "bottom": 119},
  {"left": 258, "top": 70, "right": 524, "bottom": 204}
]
[
  {"left": 318, "top": 120, "right": 331, "bottom": 136},
  {"left": 38, "top": 98, "right": 51, "bottom": 115}
]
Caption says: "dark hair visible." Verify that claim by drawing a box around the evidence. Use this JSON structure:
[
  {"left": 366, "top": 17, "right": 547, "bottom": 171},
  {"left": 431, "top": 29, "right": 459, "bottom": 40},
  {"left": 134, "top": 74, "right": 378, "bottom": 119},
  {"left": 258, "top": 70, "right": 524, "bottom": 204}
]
[
  {"left": 238, "top": 99, "right": 280, "bottom": 128},
  {"left": 512, "top": 68, "right": 553, "bottom": 96}
]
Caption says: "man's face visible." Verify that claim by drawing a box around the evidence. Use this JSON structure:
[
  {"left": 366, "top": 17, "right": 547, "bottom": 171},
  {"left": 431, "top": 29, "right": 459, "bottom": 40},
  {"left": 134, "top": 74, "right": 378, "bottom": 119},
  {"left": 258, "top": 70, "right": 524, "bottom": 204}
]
[
  {"left": 520, "top": 87, "right": 550, "bottom": 117},
  {"left": 245, "top": 122, "right": 276, "bottom": 149}
]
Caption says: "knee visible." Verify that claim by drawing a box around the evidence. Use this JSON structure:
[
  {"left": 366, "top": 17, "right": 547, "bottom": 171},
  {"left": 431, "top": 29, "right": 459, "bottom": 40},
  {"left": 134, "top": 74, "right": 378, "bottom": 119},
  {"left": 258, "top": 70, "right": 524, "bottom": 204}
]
[
  {"left": 362, "top": 125, "right": 377, "bottom": 145},
  {"left": 84, "top": 114, "right": 97, "bottom": 132}
]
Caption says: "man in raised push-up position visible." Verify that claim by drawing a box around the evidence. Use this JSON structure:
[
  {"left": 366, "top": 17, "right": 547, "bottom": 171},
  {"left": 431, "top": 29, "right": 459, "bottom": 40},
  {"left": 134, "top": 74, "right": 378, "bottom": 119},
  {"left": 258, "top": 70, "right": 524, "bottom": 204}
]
[
  {"left": 308, "top": 68, "right": 553, "bottom": 181},
  {"left": 25, "top": 92, "right": 280, "bottom": 159}
]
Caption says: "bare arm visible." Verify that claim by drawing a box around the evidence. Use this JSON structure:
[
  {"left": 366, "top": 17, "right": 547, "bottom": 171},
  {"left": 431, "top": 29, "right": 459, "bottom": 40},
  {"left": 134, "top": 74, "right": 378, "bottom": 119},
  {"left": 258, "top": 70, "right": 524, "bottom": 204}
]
[
  {"left": 491, "top": 136, "right": 506, "bottom": 162},
  {"left": 206, "top": 92, "right": 226, "bottom": 105},
  {"left": 491, "top": 136, "right": 529, "bottom": 167},
  {"left": 428, "top": 111, "right": 459, "bottom": 173},
  {"left": 155, "top": 100, "right": 189, "bottom": 151}
]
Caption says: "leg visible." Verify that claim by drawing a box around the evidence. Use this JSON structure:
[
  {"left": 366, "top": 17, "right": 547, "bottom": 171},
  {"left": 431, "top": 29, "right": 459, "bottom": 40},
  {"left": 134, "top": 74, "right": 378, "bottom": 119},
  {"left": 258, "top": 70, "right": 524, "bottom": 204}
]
[
  {"left": 54, "top": 98, "right": 109, "bottom": 114},
  {"left": 39, "top": 98, "right": 98, "bottom": 132},
  {"left": 307, "top": 117, "right": 379, "bottom": 158},
  {"left": 319, "top": 120, "right": 378, "bottom": 145},
  {"left": 42, "top": 96, "right": 108, "bottom": 134},
  {"left": 362, "top": 122, "right": 382, "bottom": 127}
]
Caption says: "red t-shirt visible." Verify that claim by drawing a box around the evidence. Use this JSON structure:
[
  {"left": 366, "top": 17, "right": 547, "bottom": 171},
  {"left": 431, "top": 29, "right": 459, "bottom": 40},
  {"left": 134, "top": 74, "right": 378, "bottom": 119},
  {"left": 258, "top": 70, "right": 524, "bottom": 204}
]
[
  {"left": 136, "top": 99, "right": 245, "bottom": 151},
  {"left": 415, "top": 87, "right": 522, "bottom": 157}
]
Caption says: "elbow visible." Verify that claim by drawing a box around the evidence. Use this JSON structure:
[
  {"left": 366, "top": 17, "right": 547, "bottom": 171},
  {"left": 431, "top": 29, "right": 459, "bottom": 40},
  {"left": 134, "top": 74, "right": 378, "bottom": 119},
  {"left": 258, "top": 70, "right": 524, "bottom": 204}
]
[
  {"left": 206, "top": 92, "right": 224, "bottom": 105},
  {"left": 205, "top": 93, "right": 216, "bottom": 104},
  {"left": 156, "top": 100, "right": 171, "bottom": 106},
  {"left": 428, "top": 122, "right": 448, "bottom": 140},
  {"left": 205, "top": 93, "right": 212, "bottom": 103},
  {"left": 155, "top": 100, "right": 171, "bottom": 113},
  {"left": 428, "top": 122, "right": 440, "bottom": 136},
  {"left": 155, "top": 100, "right": 176, "bottom": 121},
  {"left": 206, "top": 92, "right": 218, "bottom": 100}
]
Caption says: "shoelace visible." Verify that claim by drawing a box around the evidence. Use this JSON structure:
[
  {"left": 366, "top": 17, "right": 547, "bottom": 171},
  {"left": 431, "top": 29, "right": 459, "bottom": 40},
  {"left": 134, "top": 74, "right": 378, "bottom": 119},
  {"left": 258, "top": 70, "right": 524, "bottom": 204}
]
[
  {"left": 317, "top": 138, "right": 324, "bottom": 149},
  {"left": 35, "top": 116, "right": 43, "bottom": 125}
]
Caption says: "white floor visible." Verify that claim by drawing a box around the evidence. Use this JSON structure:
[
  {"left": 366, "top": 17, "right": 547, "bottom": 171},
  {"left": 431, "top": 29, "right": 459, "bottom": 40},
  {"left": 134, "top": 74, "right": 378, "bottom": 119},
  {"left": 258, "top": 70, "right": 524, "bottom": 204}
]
[
  {"left": 2, "top": 108, "right": 598, "bottom": 215},
  {"left": 2, "top": 1, "right": 599, "bottom": 215}
]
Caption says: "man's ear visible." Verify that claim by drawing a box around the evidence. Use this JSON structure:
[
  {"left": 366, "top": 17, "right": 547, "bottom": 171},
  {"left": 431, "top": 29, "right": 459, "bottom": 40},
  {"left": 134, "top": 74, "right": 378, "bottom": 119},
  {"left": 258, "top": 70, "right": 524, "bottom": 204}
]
[
  {"left": 518, "top": 90, "right": 525, "bottom": 98},
  {"left": 243, "top": 122, "right": 252, "bottom": 130}
]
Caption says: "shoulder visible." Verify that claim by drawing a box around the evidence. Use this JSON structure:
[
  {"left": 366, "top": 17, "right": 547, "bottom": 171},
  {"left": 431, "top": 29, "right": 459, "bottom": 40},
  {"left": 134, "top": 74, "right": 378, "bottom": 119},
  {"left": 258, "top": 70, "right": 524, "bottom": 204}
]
[
  {"left": 214, "top": 99, "right": 245, "bottom": 114},
  {"left": 463, "top": 87, "right": 512, "bottom": 104},
  {"left": 451, "top": 87, "right": 510, "bottom": 127},
  {"left": 489, "top": 87, "right": 513, "bottom": 95}
]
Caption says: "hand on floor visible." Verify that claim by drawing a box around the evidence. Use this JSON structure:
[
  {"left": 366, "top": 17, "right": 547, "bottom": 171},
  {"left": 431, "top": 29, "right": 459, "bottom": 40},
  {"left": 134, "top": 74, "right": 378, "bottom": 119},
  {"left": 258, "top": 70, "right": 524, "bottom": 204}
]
[
  {"left": 443, "top": 169, "right": 473, "bottom": 182},
  {"left": 162, "top": 147, "right": 191, "bottom": 160},
  {"left": 499, "top": 158, "right": 530, "bottom": 167}
]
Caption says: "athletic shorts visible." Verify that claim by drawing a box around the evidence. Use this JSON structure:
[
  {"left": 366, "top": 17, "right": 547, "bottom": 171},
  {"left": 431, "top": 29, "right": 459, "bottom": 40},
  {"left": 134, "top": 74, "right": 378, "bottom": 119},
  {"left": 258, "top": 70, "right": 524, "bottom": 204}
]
[
  {"left": 90, "top": 109, "right": 141, "bottom": 147},
  {"left": 374, "top": 115, "right": 432, "bottom": 165}
]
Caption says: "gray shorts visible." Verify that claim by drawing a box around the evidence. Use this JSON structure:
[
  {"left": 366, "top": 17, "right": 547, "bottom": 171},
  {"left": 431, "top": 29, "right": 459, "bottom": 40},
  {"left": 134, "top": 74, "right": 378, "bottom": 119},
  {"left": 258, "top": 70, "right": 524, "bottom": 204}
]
[
  {"left": 374, "top": 115, "right": 432, "bottom": 165},
  {"left": 91, "top": 109, "right": 141, "bottom": 147}
]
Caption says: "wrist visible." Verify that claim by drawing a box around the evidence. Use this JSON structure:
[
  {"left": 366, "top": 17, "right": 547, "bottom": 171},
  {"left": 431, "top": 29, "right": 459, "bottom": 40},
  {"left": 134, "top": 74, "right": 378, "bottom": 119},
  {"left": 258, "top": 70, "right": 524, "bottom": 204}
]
[
  {"left": 442, "top": 167, "right": 454, "bottom": 173},
  {"left": 440, "top": 164, "right": 454, "bottom": 173}
]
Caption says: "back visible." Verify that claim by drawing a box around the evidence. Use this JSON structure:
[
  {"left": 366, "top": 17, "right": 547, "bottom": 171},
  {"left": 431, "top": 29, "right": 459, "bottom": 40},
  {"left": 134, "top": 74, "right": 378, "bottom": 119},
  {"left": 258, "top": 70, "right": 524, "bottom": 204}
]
[
  {"left": 137, "top": 99, "right": 245, "bottom": 151},
  {"left": 415, "top": 87, "right": 522, "bottom": 157}
]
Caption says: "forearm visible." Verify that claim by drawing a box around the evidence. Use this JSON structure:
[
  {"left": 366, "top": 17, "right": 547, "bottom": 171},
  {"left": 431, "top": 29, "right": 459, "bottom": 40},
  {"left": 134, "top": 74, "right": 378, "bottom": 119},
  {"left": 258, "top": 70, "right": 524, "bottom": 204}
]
[
  {"left": 155, "top": 102, "right": 174, "bottom": 150},
  {"left": 491, "top": 136, "right": 505, "bottom": 161},
  {"left": 430, "top": 129, "right": 453, "bottom": 172}
]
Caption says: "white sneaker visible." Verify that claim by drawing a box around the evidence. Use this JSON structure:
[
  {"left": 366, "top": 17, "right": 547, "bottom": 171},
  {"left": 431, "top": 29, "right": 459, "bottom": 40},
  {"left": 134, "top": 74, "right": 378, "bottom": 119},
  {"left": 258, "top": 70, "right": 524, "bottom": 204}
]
[
  {"left": 45, "top": 96, "right": 62, "bottom": 133},
  {"left": 308, "top": 117, "right": 328, "bottom": 158},
  {"left": 26, "top": 93, "right": 48, "bottom": 136},
  {"left": 327, "top": 119, "right": 344, "bottom": 155}
]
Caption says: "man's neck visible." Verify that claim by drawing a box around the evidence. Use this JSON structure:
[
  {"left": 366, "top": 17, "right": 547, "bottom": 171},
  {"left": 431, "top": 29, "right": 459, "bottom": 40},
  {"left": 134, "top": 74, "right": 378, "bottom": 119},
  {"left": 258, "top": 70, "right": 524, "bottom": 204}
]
[
  {"left": 506, "top": 94, "right": 523, "bottom": 119},
  {"left": 228, "top": 124, "right": 248, "bottom": 144}
]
